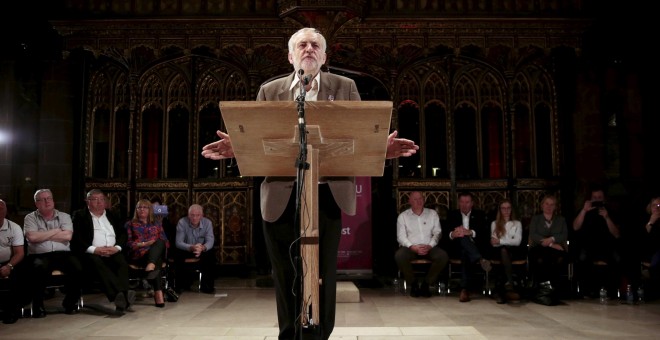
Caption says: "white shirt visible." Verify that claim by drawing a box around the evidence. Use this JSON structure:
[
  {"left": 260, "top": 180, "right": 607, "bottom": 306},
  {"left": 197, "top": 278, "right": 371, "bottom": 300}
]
[
  {"left": 449, "top": 210, "right": 477, "bottom": 240},
  {"left": 289, "top": 72, "right": 321, "bottom": 101},
  {"left": 0, "top": 219, "right": 24, "bottom": 263},
  {"left": 490, "top": 220, "right": 523, "bottom": 247},
  {"left": 397, "top": 208, "right": 442, "bottom": 248},
  {"left": 88, "top": 210, "right": 119, "bottom": 254},
  {"left": 462, "top": 211, "right": 477, "bottom": 238}
]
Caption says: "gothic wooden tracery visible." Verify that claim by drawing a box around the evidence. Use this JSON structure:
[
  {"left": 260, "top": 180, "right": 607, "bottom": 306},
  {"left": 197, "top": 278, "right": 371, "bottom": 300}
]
[{"left": 53, "top": 1, "right": 591, "bottom": 267}]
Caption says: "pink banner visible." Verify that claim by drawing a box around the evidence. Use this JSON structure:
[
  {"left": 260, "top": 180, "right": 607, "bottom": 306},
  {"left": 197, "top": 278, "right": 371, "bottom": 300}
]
[{"left": 337, "top": 176, "right": 372, "bottom": 273}]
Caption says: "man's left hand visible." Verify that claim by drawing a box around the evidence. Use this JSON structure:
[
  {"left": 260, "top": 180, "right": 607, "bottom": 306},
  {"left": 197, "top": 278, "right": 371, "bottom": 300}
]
[{"left": 386, "top": 130, "right": 419, "bottom": 159}]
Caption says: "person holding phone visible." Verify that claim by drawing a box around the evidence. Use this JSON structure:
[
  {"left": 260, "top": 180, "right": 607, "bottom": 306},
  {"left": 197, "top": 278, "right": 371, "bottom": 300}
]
[{"left": 572, "top": 185, "right": 621, "bottom": 298}]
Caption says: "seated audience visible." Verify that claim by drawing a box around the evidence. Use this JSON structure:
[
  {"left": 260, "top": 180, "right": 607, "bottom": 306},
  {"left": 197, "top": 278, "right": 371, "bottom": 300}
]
[
  {"left": 445, "top": 192, "right": 491, "bottom": 302},
  {"left": 528, "top": 194, "right": 568, "bottom": 306},
  {"left": 125, "top": 199, "right": 169, "bottom": 308},
  {"left": 174, "top": 204, "right": 216, "bottom": 294},
  {"left": 489, "top": 199, "right": 523, "bottom": 304},
  {"left": 395, "top": 191, "right": 449, "bottom": 298},
  {"left": 71, "top": 189, "right": 135, "bottom": 313},
  {"left": 572, "top": 186, "right": 621, "bottom": 297},
  {"left": 23, "top": 189, "right": 83, "bottom": 317},
  {"left": 0, "top": 199, "right": 28, "bottom": 324}
]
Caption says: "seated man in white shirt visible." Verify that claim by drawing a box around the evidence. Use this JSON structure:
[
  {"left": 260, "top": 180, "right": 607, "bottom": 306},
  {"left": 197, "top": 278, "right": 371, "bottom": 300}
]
[
  {"left": 71, "top": 189, "right": 135, "bottom": 313},
  {"left": 395, "top": 191, "right": 449, "bottom": 297}
]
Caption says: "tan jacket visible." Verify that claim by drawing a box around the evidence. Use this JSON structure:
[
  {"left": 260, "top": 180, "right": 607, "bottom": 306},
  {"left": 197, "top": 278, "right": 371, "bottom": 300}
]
[{"left": 257, "top": 71, "right": 361, "bottom": 222}]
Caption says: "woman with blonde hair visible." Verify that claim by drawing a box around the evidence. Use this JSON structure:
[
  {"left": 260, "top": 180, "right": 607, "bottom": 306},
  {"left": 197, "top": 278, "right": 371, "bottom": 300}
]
[{"left": 125, "top": 199, "right": 170, "bottom": 307}]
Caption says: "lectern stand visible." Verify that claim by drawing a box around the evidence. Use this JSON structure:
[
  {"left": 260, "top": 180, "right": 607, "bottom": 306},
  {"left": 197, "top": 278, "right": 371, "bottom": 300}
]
[{"left": 219, "top": 100, "right": 392, "bottom": 331}]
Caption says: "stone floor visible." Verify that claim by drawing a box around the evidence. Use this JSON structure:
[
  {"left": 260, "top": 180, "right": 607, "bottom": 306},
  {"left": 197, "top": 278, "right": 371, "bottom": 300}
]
[{"left": 2, "top": 277, "right": 659, "bottom": 339}]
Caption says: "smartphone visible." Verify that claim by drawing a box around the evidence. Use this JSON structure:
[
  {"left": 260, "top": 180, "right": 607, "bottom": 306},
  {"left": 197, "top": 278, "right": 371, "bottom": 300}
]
[{"left": 154, "top": 204, "right": 169, "bottom": 215}]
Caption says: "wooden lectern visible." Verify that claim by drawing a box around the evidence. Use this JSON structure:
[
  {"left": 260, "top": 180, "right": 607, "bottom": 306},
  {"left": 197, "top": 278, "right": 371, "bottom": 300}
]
[{"left": 219, "top": 100, "right": 392, "bottom": 327}]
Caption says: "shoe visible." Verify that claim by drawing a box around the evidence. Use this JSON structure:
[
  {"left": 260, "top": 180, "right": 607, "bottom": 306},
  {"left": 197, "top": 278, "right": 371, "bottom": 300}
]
[
  {"left": 154, "top": 290, "right": 165, "bottom": 308},
  {"left": 114, "top": 292, "right": 126, "bottom": 312},
  {"left": 200, "top": 287, "right": 216, "bottom": 294},
  {"left": 32, "top": 306, "right": 47, "bottom": 318},
  {"left": 459, "top": 289, "right": 471, "bottom": 302},
  {"left": 419, "top": 282, "right": 432, "bottom": 298},
  {"left": 480, "top": 258, "right": 492, "bottom": 272}
]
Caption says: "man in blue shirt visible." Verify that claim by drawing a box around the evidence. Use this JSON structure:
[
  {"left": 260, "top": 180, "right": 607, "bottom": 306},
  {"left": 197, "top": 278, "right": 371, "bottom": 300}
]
[{"left": 174, "top": 204, "right": 216, "bottom": 294}]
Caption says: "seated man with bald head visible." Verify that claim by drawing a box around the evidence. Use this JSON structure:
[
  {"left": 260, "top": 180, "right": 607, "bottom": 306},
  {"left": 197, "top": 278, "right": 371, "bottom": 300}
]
[{"left": 174, "top": 204, "right": 216, "bottom": 294}]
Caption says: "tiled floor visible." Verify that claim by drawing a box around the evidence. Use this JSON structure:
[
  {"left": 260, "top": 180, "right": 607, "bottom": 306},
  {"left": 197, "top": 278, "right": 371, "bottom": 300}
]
[{"left": 2, "top": 277, "right": 660, "bottom": 339}]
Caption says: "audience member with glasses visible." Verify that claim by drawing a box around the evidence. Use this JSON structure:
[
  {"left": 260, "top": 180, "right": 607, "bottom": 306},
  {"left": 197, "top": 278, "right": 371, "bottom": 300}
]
[
  {"left": 71, "top": 189, "right": 135, "bottom": 314},
  {"left": 23, "top": 189, "right": 84, "bottom": 317},
  {"left": 125, "top": 199, "right": 169, "bottom": 307}
]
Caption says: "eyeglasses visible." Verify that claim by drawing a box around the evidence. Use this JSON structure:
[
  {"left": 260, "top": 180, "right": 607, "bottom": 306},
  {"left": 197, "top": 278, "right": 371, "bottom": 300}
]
[
  {"left": 653, "top": 204, "right": 660, "bottom": 208},
  {"left": 87, "top": 197, "right": 106, "bottom": 202},
  {"left": 36, "top": 197, "right": 54, "bottom": 202},
  {"left": 136, "top": 206, "right": 150, "bottom": 210}
]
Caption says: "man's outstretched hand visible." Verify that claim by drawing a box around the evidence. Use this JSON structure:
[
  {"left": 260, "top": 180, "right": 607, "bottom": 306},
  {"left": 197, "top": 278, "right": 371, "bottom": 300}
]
[
  {"left": 201, "top": 130, "right": 234, "bottom": 160},
  {"left": 202, "top": 130, "right": 417, "bottom": 160},
  {"left": 386, "top": 130, "right": 419, "bottom": 159}
]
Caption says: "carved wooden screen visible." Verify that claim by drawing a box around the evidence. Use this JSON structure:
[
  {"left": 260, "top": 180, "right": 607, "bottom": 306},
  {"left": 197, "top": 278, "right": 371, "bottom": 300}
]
[{"left": 395, "top": 56, "right": 557, "bottom": 180}]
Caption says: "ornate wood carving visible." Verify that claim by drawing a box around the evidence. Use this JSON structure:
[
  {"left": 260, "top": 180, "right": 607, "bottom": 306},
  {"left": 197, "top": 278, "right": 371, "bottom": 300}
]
[{"left": 57, "top": 2, "right": 593, "bottom": 267}]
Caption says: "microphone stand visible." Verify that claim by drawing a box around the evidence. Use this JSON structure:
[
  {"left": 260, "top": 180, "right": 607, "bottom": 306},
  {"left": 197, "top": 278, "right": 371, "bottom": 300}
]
[{"left": 293, "top": 71, "right": 310, "bottom": 340}]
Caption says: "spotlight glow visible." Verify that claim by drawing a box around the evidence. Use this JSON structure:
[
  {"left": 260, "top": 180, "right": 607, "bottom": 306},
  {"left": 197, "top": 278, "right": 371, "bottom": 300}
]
[{"left": 0, "top": 130, "right": 11, "bottom": 144}]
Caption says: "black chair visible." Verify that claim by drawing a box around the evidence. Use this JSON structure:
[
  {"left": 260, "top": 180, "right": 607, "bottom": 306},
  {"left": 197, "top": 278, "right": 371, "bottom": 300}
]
[
  {"left": 170, "top": 257, "right": 202, "bottom": 292},
  {"left": 397, "top": 258, "right": 433, "bottom": 293}
]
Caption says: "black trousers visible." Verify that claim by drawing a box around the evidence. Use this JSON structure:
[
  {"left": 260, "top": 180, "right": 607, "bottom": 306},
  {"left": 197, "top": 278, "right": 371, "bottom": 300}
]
[
  {"left": 263, "top": 183, "right": 341, "bottom": 340},
  {"left": 79, "top": 251, "right": 129, "bottom": 302},
  {"left": 0, "top": 261, "right": 29, "bottom": 313},
  {"left": 173, "top": 248, "right": 216, "bottom": 290},
  {"left": 529, "top": 246, "right": 567, "bottom": 284},
  {"left": 28, "top": 251, "right": 83, "bottom": 308},
  {"left": 132, "top": 239, "right": 167, "bottom": 291}
]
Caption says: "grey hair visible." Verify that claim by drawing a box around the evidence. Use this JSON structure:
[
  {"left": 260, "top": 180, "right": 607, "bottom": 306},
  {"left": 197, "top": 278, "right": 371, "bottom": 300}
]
[
  {"left": 34, "top": 189, "right": 52, "bottom": 202},
  {"left": 287, "top": 27, "right": 326, "bottom": 54},
  {"left": 188, "top": 204, "right": 204, "bottom": 215},
  {"left": 86, "top": 188, "right": 105, "bottom": 199}
]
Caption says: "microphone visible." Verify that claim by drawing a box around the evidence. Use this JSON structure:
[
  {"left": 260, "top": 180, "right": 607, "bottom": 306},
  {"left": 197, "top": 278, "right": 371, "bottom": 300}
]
[{"left": 298, "top": 69, "right": 311, "bottom": 86}]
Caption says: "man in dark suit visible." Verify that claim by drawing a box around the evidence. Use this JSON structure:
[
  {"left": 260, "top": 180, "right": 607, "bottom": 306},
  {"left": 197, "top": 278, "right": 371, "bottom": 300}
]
[
  {"left": 71, "top": 189, "right": 135, "bottom": 313},
  {"left": 445, "top": 191, "right": 491, "bottom": 302},
  {"left": 202, "top": 27, "right": 419, "bottom": 340}
]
